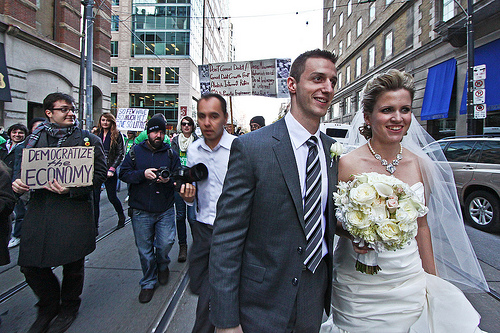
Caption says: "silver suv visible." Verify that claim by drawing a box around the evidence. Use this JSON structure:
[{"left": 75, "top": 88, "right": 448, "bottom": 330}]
[{"left": 424, "top": 136, "right": 500, "bottom": 233}]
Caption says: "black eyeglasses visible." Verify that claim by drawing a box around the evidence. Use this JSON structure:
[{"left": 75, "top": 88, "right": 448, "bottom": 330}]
[
  {"left": 51, "top": 107, "right": 78, "bottom": 113},
  {"left": 181, "top": 122, "right": 191, "bottom": 126}
]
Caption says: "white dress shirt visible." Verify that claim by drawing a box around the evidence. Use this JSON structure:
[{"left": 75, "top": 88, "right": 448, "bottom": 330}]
[
  {"left": 186, "top": 130, "right": 236, "bottom": 226},
  {"left": 285, "top": 112, "right": 328, "bottom": 258}
]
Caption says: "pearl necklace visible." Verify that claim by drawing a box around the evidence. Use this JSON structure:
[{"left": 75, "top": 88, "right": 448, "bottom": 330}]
[{"left": 367, "top": 139, "right": 403, "bottom": 174}]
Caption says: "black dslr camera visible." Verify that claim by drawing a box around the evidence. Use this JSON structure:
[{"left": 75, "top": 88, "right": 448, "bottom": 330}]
[
  {"left": 171, "top": 163, "right": 209, "bottom": 191},
  {"left": 154, "top": 167, "right": 171, "bottom": 180}
]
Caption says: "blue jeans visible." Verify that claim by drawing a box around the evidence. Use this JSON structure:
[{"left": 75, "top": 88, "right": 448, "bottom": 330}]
[
  {"left": 131, "top": 207, "right": 176, "bottom": 288},
  {"left": 174, "top": 192, "right": 196, "bottom": 245}
]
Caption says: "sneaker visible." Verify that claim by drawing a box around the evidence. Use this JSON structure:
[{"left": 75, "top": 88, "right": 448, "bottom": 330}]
[
  {"left": 138, "top": 288, "right": 155, "bottom": 303},
  {"left": 158, "top": 267, "right": 170, "bottom": 285},
  {"left": 27, "top": 307, "right": 59, "bottom": 333},
  {"left": 8, "top": 237, "right": 20, "bottom": 249},
  {"left": 47, "top": 312, "right": 78, "bottom": 333},
  {"left": 178, "top": 244, "right": 187, "bottom": 262}
]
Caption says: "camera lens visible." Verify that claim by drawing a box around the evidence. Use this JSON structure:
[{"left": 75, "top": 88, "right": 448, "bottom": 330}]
[{"left": 160, "top": 169, "right": 170, "bottom": 178}]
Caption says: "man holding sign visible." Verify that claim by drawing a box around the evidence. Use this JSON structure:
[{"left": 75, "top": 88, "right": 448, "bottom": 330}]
[{"left": 12, "top": 92, "right": 107, "bottom": 333}]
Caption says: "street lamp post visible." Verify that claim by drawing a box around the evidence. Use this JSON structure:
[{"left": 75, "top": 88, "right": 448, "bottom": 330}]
[{"left": 85, "top": 0, "right": 94, "bottom": 130}]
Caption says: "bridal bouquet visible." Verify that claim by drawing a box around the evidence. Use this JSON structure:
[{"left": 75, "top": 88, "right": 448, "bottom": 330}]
[{"left": 334, "top": 172, "right": 428, "bottom": 274}]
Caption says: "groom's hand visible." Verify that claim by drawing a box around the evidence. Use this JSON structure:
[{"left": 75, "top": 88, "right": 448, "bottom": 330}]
[
  {"left": 352, "top": 241, "right": 370, "bottom": 254},
  {"left": 216, "top": 325, "right": 243, "bottom": 333}
]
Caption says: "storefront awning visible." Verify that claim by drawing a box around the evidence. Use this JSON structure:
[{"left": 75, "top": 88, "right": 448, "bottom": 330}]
[
  {"left": 0, "top": 43, "right": 11, "bottom": 102},
  {"left": 421, "top": 58, "right": 456, "bottom": 120},
  {"left": 460, "top": 38, "right": 500, "bottom": 114}
]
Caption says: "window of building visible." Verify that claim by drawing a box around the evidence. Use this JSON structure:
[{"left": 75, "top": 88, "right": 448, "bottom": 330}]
[
  {"left": 443, "top": 0, "right": 454, "bottom": 21},
  {"left": 386, "top": 0, "right": 393, "bottom": 5},
  {"left": 338, "top": 40, "right": 343, "bottom": 56},
  {"left": 112, "top": 0, "right": 119, "bottom": 5},
  {"left": 347, "top": 0, "right": 352, "bottom": 16},
  {"left": 332, "top": 23, "right": 336, "bottom": 38},
  {"left": 111, "top": 93, "right": 117, "bottom": 114},
  {"left": 347, "top": 30, "right": 351, "bottom": 48},
  {"left": 111, "top": 67, "right": 118, "bottom": 83},
  {"left": 129, "top": 93, "right": 178, "bottom": 122},
  {"left": 337, "top": 72, "right": 342, "bottom": 90},
  {"left": 357, "top": 90, "right": 362, "bottom": 112},
  {"left": 327, "top": 9, "right": 331, "bottom": 22},
  {"left": 332, "top": 0, "right": 336, "bottom": 12},
  {"left": 356, "top": 57, "right": 362, "bottom": 77},
  {"left": 327, "top": 32, "right": 331, "bottom": 45},
  {"left": 346, "top": 65, "right": 351, "bottom": 84},
  {"left": 333, "top": 102, "right": 340, "bottom": 118},
  {"left": 369, "top": 2, "right": 376, "bottom": 24},
  {"left": 112, "top": 15, "right": 119, "bottom": 31},
  {"left": 147, "top": 67, "right": 161, "bottom": 83},
  {"left": 165, "top": 67, "right": 179, "bottom": 84},
  {"left": 368, "top": 45, "right": 375, "bottom": 69},
  {"left": 111, "top": 41, "right": 118, "bottom": 57},
  {"left": 129, "top": 67, "right": 143, "bottom": 83},
  {"left": 344, "top": 96, "right": 351, "bottom": 116},
  {"left": 339, "top": 12, "right": 344, "bottom": 28},
  {"left": 357, "top": 17, "right": 362, "bottom": 37},
  {"left": 384, "top": 31, "right": 393, "bottom": 59},
  {"left": 131, "top": 4, "right": 191, "bottom": 57}
]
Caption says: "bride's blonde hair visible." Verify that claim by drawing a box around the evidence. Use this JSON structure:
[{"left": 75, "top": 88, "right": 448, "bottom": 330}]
[{"left": 360, "top": 69, "right": 415, "bottom": 139}]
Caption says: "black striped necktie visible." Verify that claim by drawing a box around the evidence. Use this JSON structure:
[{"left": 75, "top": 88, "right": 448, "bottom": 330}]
[{"left": 304, "top": 136, "right": 322, "bottom": 273}]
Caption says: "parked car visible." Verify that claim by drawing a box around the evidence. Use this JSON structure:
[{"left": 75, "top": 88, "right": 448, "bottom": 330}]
[
  {"left": 320, "top": 123, "right": 350, "bottom": 144},
  {"left": 424, "top": 136, "right": 500, "bottom": 232}
]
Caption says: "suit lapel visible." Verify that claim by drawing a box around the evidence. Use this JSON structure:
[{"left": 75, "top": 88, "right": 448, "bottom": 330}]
[{"left": 272, "top": 120, "right": 305, "bottom": 230}]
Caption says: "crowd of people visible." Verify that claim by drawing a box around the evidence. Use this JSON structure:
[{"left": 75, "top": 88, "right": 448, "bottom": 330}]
[{"left": 0, "top": 48, "right": 490, "bottom": 333}]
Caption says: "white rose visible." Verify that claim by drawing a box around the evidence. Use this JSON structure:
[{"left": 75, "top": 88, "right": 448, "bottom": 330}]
[
  {"left": 330, "top": 142, "right": 344, "bottom": 158},
  {"left": 370, "top": 198, "right": 388, "bottom": 221},
  {"left": 376, "top": 219, "right": 401, "bottom": 242},
  {"left": 346, "top": 210, "right": 371, "bottom": 229},
  {"left": 350, "top": 183, "right": 377, "bottom": 206},
  {"left": 398, "top": 220, "right": 418, "bottom": 236},
  {"left": 396, "top": 199, "right": 419, "bottom": 223}
]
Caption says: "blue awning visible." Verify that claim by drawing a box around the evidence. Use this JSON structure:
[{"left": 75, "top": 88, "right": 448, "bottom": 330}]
[
  {"left": 460, "top": 38, "right": 500, "bottom": 114},
  {"left": 421, "top": 58, "right": 456, "bottom": 120}
]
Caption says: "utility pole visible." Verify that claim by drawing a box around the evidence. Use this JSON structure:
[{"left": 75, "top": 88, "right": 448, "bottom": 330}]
[
  {"left": 84, "top": 0, "right": 94, "bottom": 130},
  {"left": 465, "top": 0, "right": 482, "bottom": 135},
  {"left": 78, "top": 0, "right": 88, "bottom": 126}
]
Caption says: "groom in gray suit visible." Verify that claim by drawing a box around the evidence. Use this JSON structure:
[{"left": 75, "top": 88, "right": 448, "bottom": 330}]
[{"left": 209, "top": 49, "right": 338, "bottom": 333}]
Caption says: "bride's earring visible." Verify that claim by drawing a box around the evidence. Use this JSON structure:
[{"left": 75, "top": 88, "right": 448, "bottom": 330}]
[{"left": 366, "top": 124, "right": 371, "bottom": 129}]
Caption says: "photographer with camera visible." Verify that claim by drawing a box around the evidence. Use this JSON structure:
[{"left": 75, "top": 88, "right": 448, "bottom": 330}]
[{"left": 119, "top": 116, "right": 181, "bottom": 304}]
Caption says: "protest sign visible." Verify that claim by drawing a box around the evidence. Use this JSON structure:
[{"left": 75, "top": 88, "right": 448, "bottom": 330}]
[
  {"left": 21, "top": 147, "right": 94, "bottom": 190},
  {"left": 116, "top": 108, "right": 149, "bottom": 131},
  {"left": 209, "top": 61, "right": 252, "bottom": 96},
  {"left": 202, "top": 58, "right": 291, "bottom": 98}
]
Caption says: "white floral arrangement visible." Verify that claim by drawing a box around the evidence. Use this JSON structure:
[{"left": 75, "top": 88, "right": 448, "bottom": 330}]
[{"left": 334, "top": 172, "right": 429, "bottom": 274}]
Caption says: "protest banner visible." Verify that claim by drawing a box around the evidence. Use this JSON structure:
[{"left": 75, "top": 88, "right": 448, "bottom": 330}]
[
  {"left": 202, "top": 58, "right": 291, "bottom": 98},
  {"left": 209, "top": 61, "right": 252, "bottom": 96},
  {"left": 21, "top": 147, "right": 94, "bottom": 190},
  {"left": 116, "top": 108, "right": 149, "bottom": 130}
]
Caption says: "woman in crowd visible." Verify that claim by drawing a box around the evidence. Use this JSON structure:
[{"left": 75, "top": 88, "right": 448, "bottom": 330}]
[{"left": 93, "top": 113, "right": 125, "bottom": 231}]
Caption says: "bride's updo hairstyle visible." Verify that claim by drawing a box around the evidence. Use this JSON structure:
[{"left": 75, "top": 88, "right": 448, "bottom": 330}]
[{"left": 360, "top": 69, "right": 415, "bottom": 139}]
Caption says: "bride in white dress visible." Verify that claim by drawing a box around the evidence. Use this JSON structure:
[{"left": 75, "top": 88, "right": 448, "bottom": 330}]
[{"left": 321, "top": 69, "right": 489, "bottom": 333}]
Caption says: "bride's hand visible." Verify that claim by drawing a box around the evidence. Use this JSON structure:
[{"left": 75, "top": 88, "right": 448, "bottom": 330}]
[{"left": 352, "top": 240, "right": 370, "bottom": 254}]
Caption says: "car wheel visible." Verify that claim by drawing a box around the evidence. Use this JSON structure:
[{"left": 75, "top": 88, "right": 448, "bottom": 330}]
[{"left": 465, "top": 190, "right": 500, "bottom": 232}]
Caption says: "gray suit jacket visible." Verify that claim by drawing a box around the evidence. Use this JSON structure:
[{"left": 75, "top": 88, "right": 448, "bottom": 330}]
[{"left": 209, "top": 118, "right": 338, "bottom": 331}]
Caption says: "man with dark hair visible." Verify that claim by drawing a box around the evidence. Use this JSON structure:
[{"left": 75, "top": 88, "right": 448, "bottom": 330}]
[
  {"left": 120, "top": 116, "right": 181, "bottom": 304},
  {"left": 209, "top": 49, "right": 338, "bottom": 332},
  {"left": 12, "top": 92, "right": 107, "bottom": 333},
  {"left": 179, "top": 93, "right": 235, "bottom": 333},
  {"left": 249, "top": 116, "right": 265, "bottom": 131}
]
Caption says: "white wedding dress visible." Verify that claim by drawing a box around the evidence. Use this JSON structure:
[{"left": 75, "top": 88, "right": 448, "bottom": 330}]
[{"left": 321, "top": 183, "right": 485, "bottom": 333}]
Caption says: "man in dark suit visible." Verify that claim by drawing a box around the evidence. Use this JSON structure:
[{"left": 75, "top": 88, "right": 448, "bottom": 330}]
[{"left": 208, "top": 49, "right": 338, "bottom": 332}]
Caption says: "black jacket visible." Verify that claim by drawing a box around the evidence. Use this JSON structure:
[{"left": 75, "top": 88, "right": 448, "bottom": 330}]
[{"left": 119, "top": 140, "right": 181, "bottom": 213}]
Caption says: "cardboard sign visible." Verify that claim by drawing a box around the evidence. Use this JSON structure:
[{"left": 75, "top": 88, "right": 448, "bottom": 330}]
[
  {"left": 21, "top": 147, "right": 94, "bottom": 189},
  {"left": 116, "top": 108, "right": 149, "bottom": 131}
]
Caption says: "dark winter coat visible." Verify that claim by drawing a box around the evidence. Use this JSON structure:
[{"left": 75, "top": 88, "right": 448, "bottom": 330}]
[
  {"left": 119, "top": 140, "right": 181, "bottom": 213},
  {"left": 16, "top": 128, "right": 107, "bottom": 268},
  {"left": 0, "top": 160, "right": 16, "bottom": 266},
  {"left": 99, "top": 130, "right": 125, "bottom": 171},
  {"left": 0, "top": 141, "right": 20, "bottom": 177}
]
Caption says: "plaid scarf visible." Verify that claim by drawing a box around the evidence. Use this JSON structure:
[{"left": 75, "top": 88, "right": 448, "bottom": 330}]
[{"left": 26, "top": 120, "right": 80, "bottom": 148}]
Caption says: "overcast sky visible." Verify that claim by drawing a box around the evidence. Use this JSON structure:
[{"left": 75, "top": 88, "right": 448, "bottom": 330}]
[{"left": 227, "top": 0, "right": 323, "bottom": 130}]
